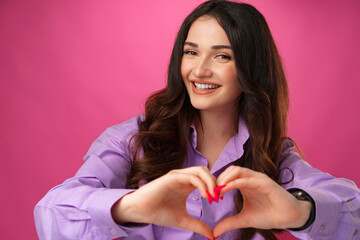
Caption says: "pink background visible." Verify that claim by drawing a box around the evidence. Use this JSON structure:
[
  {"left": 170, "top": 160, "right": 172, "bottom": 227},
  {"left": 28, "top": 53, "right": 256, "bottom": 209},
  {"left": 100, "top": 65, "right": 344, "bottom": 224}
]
[{"left": 0, "top": 0, "right": 359, "bottom": 239}]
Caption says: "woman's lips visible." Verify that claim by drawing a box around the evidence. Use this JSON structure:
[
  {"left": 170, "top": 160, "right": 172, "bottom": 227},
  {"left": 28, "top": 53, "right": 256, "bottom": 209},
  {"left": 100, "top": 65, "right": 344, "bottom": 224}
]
[{"left": 191, "top": 81, "right": 221, "bottom": 95}]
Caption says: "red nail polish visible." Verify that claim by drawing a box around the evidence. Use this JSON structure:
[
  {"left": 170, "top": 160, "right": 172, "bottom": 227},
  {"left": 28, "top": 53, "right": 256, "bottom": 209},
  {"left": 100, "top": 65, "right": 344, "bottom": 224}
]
[
  {"left": 213, "top": 237, "right": 219, "bottom": 240},
  {"left": 215, "top": 185, "right": 226, "bottom": 201},
  {"left": 214, "top": 190, "right": 219, "bottom": 203},
  {"left": 206, "top": 191, "right": 213, "bottom": 204}
]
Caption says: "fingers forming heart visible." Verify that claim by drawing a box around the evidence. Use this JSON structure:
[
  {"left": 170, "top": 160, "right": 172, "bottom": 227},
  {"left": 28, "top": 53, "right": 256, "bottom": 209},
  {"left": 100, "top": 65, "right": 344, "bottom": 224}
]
[
  {"left": 199, "top": 185, "right": 227, "bottom": 240},
  {"left": 206, "top": 185, "right": 226, "bottom": 204}
]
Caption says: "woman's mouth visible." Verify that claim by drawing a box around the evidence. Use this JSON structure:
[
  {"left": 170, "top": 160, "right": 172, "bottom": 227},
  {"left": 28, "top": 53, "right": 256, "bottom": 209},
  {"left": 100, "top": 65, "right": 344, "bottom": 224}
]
[
  {"left": 191, "top": 81, "right": 220, "bottom": 95},
  {"left": 193, "top": 82, "right": 220, "bottom": 90}
]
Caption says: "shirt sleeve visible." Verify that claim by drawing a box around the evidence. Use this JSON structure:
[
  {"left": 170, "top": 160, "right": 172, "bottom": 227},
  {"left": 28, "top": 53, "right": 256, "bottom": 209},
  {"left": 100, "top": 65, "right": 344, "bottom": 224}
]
[
  {"left": 279, "top": 141, "right": 360, "bottom": 240},
  {"left": 34, "top": 115, "right": 147, "bottom": 240}
]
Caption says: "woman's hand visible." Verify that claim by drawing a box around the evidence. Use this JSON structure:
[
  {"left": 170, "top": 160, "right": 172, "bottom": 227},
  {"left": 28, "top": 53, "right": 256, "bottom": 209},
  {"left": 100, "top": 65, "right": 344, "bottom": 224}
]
[
  {"left": 213, "top": 166, "right": 312, "bottom": 237},
  {"left": 111, "top": 166, "right": 216, "bottom": 239}
]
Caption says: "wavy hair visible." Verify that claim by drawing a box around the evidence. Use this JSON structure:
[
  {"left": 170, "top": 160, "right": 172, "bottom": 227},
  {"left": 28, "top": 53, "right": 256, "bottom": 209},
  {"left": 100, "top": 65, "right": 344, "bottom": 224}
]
[{"left": 127, "top": 1, "right": 289, "bottom": 239}]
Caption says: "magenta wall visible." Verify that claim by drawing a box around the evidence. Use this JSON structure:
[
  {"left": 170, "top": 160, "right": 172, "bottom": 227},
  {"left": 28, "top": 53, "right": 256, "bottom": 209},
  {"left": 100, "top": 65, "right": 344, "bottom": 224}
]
[{"left": 0, "top": 0, "right": 359, "bottom": 239}]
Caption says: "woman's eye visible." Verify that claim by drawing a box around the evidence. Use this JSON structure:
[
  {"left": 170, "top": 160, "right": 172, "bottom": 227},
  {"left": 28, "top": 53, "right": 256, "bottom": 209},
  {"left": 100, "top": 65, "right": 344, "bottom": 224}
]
[
  {"left": 216, "top": 54, "right": 232, "bottom": 60},
  {"left": 184, "top": 50, "right": 197, "bottom": 56}
]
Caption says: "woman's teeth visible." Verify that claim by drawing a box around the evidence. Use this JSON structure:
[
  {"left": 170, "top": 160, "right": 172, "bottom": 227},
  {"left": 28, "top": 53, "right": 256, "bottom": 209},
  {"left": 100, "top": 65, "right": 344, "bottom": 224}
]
[{"left": 194, "top": 82, "right": 220, "bottom": 90}]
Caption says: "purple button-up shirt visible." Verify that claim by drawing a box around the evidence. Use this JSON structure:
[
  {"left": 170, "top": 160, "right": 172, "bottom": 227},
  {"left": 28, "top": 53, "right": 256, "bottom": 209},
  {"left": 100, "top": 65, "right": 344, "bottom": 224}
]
[{"left": 34, "top": 115, "right": 360, "bottom": 240}]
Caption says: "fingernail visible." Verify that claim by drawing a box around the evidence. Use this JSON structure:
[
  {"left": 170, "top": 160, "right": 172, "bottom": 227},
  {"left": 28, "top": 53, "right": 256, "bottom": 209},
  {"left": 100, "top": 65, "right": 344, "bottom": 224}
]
[
  {"left": 214, "top": 190, "right": 219, "bottom": 203},
  {"left": 214, "top": 237, "right": 219, "bottom": 240},
  {"left": 220, "top": 196, "right": 223, "bottom": 200},
  {"left": 214, "top": 188, "right": 219, "bottom": 202},
  {"left": 206, "top": 191, "right": 213, "bottom": 204},
  {"left": 215, "top": 185, "right": 226, "bottom": 201}
]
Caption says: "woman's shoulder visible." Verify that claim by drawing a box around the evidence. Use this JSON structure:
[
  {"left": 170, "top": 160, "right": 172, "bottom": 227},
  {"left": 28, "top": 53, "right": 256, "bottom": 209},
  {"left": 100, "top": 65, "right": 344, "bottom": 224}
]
[
  {"left": 278, "top": 138, "right": 311, "bottom": 169},
  {"left": 102, "top": 114, "right": 144, "bottom": 137},
  {"left": 106, "top": 114, "right": 144, "bottom": 136},
  {"left": 86, "top": 114, "right": 145, "bottom": 155}
]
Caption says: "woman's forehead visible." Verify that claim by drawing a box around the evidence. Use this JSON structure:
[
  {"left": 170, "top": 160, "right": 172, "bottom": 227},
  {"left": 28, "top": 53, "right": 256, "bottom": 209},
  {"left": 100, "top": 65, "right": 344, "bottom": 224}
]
[{"left": 186, "top": 16, "right": 230, "bottom": 46}]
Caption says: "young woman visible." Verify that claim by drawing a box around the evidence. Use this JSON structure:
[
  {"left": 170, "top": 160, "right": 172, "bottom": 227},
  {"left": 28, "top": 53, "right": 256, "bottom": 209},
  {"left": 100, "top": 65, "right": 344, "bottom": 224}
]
[{"left": 34, "top": 1, "right": 360, "bottom": 239}]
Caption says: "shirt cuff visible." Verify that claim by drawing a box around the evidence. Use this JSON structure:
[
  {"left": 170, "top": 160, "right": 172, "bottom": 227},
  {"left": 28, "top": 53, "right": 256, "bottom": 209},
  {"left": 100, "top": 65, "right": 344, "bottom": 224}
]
[
  {"left": 287, "top": 188, "right": 340, "bottom": 239},
  {"left": 87, "top": 188, "right": 147, "bottom": 238}
]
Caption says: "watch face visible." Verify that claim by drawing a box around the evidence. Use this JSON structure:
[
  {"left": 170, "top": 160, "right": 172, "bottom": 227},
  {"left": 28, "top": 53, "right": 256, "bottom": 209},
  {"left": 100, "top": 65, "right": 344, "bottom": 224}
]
[{"left": 290, "top": 190, "right": 310, "bottom": 201}]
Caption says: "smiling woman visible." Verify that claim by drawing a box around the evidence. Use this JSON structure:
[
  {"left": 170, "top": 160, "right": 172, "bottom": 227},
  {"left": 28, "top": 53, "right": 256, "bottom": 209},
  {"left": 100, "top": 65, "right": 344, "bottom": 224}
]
[
  {"left": 181, "top": 16, "right": 241, "bottom": 170},
  {"left": 181, "top": 16, "right": 241, "bottom": 117},
  {"left": 33, "top": 1, "right": 360, "bottom": 240}
]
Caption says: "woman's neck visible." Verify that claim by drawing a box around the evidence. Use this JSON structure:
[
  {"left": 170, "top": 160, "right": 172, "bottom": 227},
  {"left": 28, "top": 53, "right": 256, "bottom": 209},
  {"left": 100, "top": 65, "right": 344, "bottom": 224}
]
[
  {"left": 196, "top": 109, "right": 239, "bottom": 169},
  {"left": 197, "top": 111, "right": 238, "bottom": 140}
]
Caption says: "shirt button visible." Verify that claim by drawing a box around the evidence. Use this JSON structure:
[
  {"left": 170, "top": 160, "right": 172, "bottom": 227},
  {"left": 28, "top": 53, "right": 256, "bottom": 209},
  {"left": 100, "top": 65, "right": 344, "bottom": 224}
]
[
  {"left": 318, "top": 225, "right": 325, "bottom": 232},
  {"left": 110, "top": 228, "right": 117, "bottom": 235},
  {"left": 192, "top": 195, "right": 199, "bottom": 201}
]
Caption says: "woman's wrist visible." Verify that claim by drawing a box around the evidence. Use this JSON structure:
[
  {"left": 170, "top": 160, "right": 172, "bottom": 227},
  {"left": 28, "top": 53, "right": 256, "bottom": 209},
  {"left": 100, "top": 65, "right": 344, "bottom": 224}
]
[
  {"left": 111, "top": 192, "right": 140, "bottom": 224},
  {"left": 291, "top": 200, "right": 312, "bottom": 229},
  {"left": 287, "top": 189, "right": 316, "bottom": 231}
]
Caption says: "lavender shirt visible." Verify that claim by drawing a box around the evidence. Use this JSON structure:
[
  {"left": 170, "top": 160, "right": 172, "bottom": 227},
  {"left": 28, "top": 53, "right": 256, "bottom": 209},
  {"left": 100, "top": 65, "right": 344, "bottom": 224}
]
[{"left": 34, "top": 115, "right": 360, "bottom": 240}]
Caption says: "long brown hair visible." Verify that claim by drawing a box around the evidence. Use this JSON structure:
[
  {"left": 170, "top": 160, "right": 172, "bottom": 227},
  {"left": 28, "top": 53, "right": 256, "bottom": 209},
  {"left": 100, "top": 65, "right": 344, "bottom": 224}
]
[{"left": 127, "top": 1, "right": 289, "bottom": 239}]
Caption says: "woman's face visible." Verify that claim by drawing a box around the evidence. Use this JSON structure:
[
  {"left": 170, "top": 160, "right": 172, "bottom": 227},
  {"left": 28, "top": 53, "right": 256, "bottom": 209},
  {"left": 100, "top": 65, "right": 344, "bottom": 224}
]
[{"left": 181, "top": 16, "right": 241, "bottom": 114}]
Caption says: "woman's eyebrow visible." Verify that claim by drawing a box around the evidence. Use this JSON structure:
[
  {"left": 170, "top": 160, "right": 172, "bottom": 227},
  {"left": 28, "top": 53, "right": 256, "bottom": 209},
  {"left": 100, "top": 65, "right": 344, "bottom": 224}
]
[
  {"left": 211, "top": 44, "right": 231, "bottom": 50},
  {"left": 184, "top": 41, "right": 198, "bottom": 47},
  {"left": 184, "top": 41, "right": 231, "bottom": 50}
]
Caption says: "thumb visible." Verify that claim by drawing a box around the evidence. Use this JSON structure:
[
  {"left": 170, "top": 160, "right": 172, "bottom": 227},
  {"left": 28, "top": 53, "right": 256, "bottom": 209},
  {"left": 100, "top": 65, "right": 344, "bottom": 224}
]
[
  {"left": 178, "top": 215, "right": 214, "bottom": 239},
  {"left": 213, "top": 214, "right": 249, "bottom": 237}
]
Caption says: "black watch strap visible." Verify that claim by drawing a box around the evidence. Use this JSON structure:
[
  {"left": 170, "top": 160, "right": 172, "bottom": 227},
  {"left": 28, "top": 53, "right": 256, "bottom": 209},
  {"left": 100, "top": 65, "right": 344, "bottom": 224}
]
[{"left": 287, "top": 188, "right": 316, "bottom": 231}]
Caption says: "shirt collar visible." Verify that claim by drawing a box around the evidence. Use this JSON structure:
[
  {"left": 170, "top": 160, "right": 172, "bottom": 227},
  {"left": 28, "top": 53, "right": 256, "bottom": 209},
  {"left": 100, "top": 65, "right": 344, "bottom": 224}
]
[{"left": 189, "top": 117, "right": 250, "bottom": 172}]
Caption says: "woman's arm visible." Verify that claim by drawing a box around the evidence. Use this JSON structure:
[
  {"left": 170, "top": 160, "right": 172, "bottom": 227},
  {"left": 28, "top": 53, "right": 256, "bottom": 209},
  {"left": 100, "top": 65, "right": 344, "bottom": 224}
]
[
  {"left": 34, "top": 115, "right": 216, "bottom": 240},
  {"left": 212, "top": 141, "right": 360, "bottom": 239},
  {"left": 279, "top": 141, "right": 360, "bottom": 240},
  {"left": 34, "top": 116, "right": 142, "bottom": 240}
]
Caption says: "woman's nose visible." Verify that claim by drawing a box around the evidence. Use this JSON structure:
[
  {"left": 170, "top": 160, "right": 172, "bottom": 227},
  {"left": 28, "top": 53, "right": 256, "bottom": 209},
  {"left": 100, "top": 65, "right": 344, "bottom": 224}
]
[{"left": 193, "top": 58, "right": 212, "bottom": 78}]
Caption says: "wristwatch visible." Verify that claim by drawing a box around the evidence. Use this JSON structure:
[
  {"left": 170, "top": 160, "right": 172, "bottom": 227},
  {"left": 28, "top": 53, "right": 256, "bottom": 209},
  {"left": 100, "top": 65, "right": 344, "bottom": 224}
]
[{"left": 287, "top": 188, "right": 316, "bottom": 231}]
